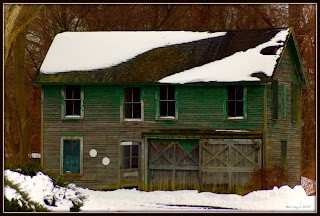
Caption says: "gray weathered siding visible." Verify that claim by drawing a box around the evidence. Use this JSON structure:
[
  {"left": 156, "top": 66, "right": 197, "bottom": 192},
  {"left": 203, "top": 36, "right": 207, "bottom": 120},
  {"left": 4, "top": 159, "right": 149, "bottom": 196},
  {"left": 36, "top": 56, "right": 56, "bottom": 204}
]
[
  {"left": 266, "top": 44, "right": 302, "bottom": 186},
  {"left": 42, "top": 84, "right": 265, "bottom": 190}
]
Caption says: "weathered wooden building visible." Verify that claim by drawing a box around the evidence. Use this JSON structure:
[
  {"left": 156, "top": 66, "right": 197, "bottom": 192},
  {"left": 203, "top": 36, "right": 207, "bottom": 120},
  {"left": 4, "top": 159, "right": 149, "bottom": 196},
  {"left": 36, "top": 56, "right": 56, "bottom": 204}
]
[{"left": 35, "top": 28, "right": 307, "bottom": 193}]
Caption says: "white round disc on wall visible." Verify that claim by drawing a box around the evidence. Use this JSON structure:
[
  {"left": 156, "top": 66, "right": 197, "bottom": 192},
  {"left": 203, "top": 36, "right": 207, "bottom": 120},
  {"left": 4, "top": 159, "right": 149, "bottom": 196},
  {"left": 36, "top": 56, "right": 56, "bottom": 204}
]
[
  {"left": 102, "top": 157, "right": 110, "bottom": 165},
  {"left": 89, "top": 149, "right": 98, "bottom": 157}
]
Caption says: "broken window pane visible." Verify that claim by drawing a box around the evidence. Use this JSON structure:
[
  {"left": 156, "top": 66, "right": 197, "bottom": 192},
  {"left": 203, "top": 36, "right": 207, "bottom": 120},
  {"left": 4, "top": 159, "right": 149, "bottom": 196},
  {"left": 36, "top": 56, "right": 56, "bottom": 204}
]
[{"left": 65, "top": 86, "right": 81, "bottom": 116}]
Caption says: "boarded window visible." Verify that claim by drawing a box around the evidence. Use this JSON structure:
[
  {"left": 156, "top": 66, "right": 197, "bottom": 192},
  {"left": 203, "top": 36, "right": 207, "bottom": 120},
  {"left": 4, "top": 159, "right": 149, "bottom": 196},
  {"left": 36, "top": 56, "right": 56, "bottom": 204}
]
[
  {"left": 121, "top": 142, "right": 139, "bottom": 169},
  {"left": 227, "top": 86, "right": 244, "bottom": 117},
  {"left": 65, "top": 86, "right": 81, "bottom": 116},
  {"left": 291, "top": 83, "right": 299, "bottom": 122},
  {"left": 281, "top": 140, "right": 287, "bottom": 169},
  {"left": 272, "top": 80, "right": 278, "bottom": 120},
  {"left": 281, "top": 84, "right": 287, "bottom": 118},
  {"left": 124, "top": 87, "right": 141, "bottom": 119},
  {"left": 62, "top": 139, "right": 81, "bottom": 173},
  {"left": 159, "top": 86, "right": 175, "bottom": 117}
]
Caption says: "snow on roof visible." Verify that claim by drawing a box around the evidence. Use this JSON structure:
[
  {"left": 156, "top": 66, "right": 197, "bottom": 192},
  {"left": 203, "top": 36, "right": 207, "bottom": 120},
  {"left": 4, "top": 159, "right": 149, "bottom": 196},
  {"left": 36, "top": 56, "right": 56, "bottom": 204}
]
[
  {"left": 159, "top": 28, "right": 290, "bottom": 83},
  {"left": 40, "top": 31, "right": 226, "bottom": 74}
]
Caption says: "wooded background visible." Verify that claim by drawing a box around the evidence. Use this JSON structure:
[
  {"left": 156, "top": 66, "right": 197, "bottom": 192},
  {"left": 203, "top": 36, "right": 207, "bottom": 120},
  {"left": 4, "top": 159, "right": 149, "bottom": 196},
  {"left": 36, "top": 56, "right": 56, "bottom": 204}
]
[{"left": 3, "top": 4, "right": 316, "bottom": 180}]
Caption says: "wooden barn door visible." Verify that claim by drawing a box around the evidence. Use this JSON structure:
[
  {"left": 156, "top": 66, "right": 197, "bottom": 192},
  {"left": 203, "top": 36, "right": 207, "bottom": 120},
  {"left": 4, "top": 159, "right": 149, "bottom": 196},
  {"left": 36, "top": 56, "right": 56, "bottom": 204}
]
[
  {"left": 200, "top": 139, "right": 261, "bottom": 193},
  {"left": 148, "top": 139, "right": 199, "bottom": 191}
]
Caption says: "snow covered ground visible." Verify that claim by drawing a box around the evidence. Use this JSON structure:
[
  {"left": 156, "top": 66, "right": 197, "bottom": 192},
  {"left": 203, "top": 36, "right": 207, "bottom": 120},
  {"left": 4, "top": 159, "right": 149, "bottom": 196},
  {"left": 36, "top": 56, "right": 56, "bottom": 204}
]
[{"left": 4, "top": 170, "right": 316, "bottom": 212}]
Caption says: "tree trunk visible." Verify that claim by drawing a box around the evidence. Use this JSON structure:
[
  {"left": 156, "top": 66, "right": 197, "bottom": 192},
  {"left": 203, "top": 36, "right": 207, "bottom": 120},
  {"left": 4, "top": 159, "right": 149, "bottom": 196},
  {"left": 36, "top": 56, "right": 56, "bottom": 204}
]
[
  {"left": 14, "top": 27, "right": 30, "bottom": 162},
  {"left": 4, "top": 4, "right": 43, "bottom": 66}
]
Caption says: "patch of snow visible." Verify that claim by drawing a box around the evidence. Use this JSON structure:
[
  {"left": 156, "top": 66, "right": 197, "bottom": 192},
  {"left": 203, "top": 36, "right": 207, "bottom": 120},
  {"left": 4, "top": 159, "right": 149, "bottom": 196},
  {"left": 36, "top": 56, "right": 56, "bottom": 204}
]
[
  {"left": 123, "top": 118, "right": 142, "bottom": 122},
  {"left": 227, "top": 116, "right": 245, "bottom": 120},
  {"left": 40, "top": 31, "right": 226, "bottom": 74},
  {"left": 64, "top": 115, "right": 82, "bottom": 118},
  {"left": 4, "top": 170, "right": 84, "bottom": 212},
  {"left": 4, "top": 170, "right": 316, "bottom": 212},
  {"left": 159, "top": 28, "right": 289, "bottom": 83},
  {"left": 4, "top": 186, "right": 22, "bottom": 202},
  {"left": 159, "top": 116, "right": 176, "bottom": 119}
]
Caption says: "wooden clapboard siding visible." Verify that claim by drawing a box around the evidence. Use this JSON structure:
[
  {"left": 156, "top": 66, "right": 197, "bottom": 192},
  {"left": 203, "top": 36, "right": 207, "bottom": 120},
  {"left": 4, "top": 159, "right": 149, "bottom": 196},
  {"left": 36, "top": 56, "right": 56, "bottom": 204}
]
[
  {"left": 266, "top": 44, "right": 302, "bottom": 186},
  {"left": 42, "top": 83, "right": 265, "bottom": 190}
]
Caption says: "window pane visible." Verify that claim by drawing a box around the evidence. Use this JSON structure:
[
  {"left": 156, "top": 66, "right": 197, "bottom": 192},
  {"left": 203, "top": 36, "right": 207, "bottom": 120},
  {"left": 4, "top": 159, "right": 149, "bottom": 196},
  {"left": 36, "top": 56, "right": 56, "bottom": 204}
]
[
  {"left": 74, "top": 100, "right": 81, "bottom": 115},
  {"left": 73, "top": 86, "right": 81, "bottom": 99},
  {"left": 66, "top": 86, "right": 73, "bottom": 99},
  {"left": 160, "top": 86, "right": 167, "bottom": 100},
  {"left": 168, "top": 101, "right": 175, "bottom": 117},
  {"left": 132, "top": 157, "right": 138, "bottom": 168},
  {"left": 132, "top": 145, "right": 138, "bottom": 156},
  {"left": 124, "top": 88, "right": 132, "bottom": 102},
  {"left": 132, "top": 87, "right": 140, "bottom": 102},
  {"left": 124, "top": 103, "right": 132, "bottom": 118},
  {"left": 228, "top": 101, "right": 236, "bottom": 117},
  {"left": 160, "top": 101, "right": 167, "bottom": 116},
  {"left": 65, "top": 100, "right": 73, "bottom": 115},
  {"left": 168, "top": 86, "right": 175, "bottom": 100},
  {"left": 236, "top": 101, "right": 243, "bottom": 116},
  {"left": 123, "top": 146, "right": 131, "bottom": 157},
  {"left": 122, "top": 157, "right": 130, "bottom": 169},
  {"left": 235, "top": 86, "right": 243, "bottom": 100},
  {"left": 228, "top": 86, "right": 235, "bottom": 100},
  {"left": 132, "top": 103, "right": 141, "bottom": 118}
]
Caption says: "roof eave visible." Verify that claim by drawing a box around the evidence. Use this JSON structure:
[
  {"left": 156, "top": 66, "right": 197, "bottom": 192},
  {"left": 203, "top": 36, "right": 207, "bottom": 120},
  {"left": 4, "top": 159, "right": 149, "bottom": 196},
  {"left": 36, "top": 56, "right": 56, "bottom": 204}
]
[{"left": 288, "top": 28, "right": 309, "bottom": 89}]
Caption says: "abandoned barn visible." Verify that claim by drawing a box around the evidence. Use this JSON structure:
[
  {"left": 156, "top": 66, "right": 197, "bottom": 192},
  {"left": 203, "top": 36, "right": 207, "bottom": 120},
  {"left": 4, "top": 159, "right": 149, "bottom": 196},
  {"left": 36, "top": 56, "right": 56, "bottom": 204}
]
[{"left": 35, "top": 28, "right": 307, "bottom": 193}]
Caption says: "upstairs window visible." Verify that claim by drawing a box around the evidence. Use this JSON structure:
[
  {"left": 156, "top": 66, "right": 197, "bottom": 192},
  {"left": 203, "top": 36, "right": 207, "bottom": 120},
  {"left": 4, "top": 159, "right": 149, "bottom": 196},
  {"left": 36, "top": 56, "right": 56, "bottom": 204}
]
[
  {"left": 124, "top": 87, "right": 141, "bottom": 119},
  {"left": 64, "top": 86, "right": 83, "bottom": 118},
  {"left": 159, "top": 86, "right": 176, "bottom": 118},
  {"left": 227, "top": 86, "right": 244, "bottom": 118}
]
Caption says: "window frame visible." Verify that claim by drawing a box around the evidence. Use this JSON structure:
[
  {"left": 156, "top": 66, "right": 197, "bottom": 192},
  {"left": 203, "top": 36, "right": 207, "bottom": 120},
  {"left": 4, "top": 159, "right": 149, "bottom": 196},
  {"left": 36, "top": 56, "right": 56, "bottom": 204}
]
[
  {"left": 224, "top": 85, "right": 247, "bottom": 120},
  {"left": 61, "top": 86, "right": 84, "bottom": 120},
  {"left": 122, "top": 87, "right": 143, "bottom": 121},
  {"left": 119, "top": 141, "right": 139, "bottom": 170},
  {"left": 157, "top": 85, "right": 178, "bottom": 120},
  {"left": 60, "top": 136, "right": 83, "bottom": 175}
]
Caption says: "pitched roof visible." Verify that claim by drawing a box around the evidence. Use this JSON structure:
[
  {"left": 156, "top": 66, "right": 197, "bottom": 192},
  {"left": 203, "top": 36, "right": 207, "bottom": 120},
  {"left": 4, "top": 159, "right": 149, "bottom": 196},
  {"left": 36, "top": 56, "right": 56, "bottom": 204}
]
[{"left": 35, "top": 28, "right": 298, "bottom": 84}]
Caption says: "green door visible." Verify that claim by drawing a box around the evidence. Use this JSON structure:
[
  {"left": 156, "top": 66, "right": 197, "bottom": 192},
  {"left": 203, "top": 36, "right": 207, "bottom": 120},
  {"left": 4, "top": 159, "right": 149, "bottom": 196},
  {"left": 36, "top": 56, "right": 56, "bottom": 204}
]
[{"left": 63, "top": 140, "right": 80, "bottom": 173}]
